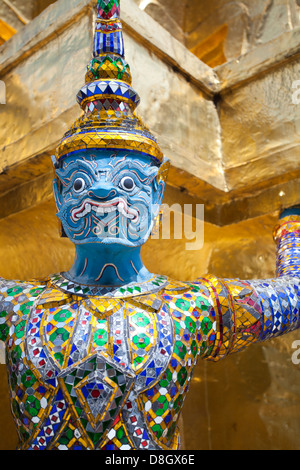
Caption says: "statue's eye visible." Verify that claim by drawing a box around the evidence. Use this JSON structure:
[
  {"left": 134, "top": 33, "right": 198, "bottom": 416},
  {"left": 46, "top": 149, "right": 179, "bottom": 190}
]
[
  {"left": 119, "top": 176, "right": 135, "bottom": 191},
  {"left": 73, "top": 178, "right": 86, "bottom": 193}
]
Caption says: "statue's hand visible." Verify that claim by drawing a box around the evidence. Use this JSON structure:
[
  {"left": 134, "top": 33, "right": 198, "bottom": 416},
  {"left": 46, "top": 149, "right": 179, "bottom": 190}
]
[
  {"left": 280, "top": 205, "right": 300, "bottom": 220},
  {"left": 52, "top": 177, "right": 63, "bottom": 212},
  {"left": 0, "top": 278, "right": 47, "bottom": 360}
]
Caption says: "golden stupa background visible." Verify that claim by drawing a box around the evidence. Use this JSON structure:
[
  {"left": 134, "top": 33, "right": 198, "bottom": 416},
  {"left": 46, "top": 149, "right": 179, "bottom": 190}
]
[{"left": 0, "top": 0, "right": 300, "bottom": 450}]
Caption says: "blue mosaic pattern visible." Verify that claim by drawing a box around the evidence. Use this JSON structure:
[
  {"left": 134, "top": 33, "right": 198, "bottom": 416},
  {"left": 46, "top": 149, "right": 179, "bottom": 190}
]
[{"left": 93, "top": 28, "right": 124, "bottom": 57}]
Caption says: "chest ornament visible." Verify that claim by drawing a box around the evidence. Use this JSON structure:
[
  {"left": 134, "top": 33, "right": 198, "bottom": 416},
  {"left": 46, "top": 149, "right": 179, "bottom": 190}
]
[{"left": 21, "top": 277, "right": 175, "bottom": 449}]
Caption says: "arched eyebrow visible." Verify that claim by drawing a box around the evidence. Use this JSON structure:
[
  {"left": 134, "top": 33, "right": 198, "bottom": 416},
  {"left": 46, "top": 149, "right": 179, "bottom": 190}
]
[
  {"left": 55, "top": 158, "right": 98, "bottom": 182},
  {"left": 109, "top": 158, "right": 159, "bottom": 184}
]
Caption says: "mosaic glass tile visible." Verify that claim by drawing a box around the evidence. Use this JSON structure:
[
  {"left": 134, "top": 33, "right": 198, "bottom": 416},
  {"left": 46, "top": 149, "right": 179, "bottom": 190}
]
[{"left": 1, "top": 0, "right": 300, "bottom": 452}]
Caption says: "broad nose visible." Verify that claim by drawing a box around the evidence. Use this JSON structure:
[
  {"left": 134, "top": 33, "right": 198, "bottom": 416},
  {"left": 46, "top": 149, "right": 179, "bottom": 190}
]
[{"left": 87, "top": 182, "right": 117, "bottom": 200}]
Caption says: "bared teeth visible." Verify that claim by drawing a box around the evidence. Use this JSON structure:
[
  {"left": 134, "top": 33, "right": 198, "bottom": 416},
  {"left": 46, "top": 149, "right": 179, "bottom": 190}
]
[{"left": 71, "top": 197, "right": 139, "bottom": 222}]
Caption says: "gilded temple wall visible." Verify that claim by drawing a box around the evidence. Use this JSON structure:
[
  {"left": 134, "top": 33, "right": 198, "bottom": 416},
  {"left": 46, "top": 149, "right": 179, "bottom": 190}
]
[{"left": 0, "top": 0, "right": 300, "bottom": 450}]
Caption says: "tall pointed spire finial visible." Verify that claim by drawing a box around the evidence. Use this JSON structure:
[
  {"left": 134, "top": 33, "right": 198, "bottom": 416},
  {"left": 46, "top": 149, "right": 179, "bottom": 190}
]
[
  {"left": 86, "top": 0, "right": 131, "bottom": 85},
  {"left": 97, "top": 0, "right": 120, "bottom": 20},
  {"left": 55, "top": 0, "right": 164, "bottom": 166}
]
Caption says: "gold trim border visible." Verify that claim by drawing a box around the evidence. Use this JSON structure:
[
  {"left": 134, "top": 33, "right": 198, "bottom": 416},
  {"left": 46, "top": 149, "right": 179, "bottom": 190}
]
[{"left": 56, "top": 132, "right": 164, "bottom": 163}]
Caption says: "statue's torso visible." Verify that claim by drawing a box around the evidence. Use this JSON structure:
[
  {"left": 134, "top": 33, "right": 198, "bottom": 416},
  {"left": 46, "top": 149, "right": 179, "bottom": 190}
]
[{"left": 0, "top": 274, "right": 216, "bottom": 450}]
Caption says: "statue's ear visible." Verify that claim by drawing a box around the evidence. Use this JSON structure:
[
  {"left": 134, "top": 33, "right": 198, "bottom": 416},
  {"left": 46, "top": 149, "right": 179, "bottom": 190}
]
[
  {"left": 51, "top": 155, "right": 63, "bottom": 211},
  {"left": 152, "top": 179, "right": 165, "bottom": 217},
  {"left": 53, "top": 178, "right": 68, "bottom": 238},
  {"left": 53, "top": 177, "right": 63, "bottom": 211}
]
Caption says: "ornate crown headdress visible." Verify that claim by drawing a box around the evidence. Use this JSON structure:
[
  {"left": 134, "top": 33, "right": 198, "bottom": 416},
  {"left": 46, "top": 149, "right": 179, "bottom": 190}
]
[{"left": 55, "top": 0, "right": 165, "bottom": 166}]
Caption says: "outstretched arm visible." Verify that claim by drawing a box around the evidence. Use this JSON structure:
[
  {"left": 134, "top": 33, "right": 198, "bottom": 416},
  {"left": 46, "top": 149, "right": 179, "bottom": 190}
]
[{"left": 196, "top": 210, "right": 300, "bottom": 361}]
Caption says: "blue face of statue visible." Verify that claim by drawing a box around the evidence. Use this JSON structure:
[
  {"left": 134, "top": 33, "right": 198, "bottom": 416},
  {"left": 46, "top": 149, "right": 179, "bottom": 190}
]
[{"left": 53, "top": 150, "right": 165, "bottom": 247}]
